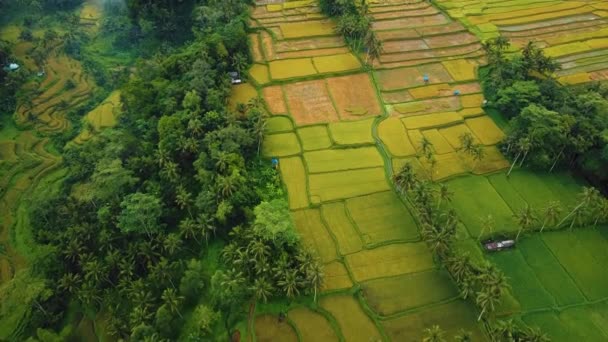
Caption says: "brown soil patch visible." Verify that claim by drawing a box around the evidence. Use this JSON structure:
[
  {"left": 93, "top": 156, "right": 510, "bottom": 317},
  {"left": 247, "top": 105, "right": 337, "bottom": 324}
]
[
  {"left": 376, "top": 63, "right": 452, "bottom": 91},
  {"left": 416, "top": 22, "right": 466, "bottom": 36},
  {"left": 383, "top": 39, "right": 429, "bottom": 53},
  {"left": 326, "top": 74, "right": 382, "bottom": 120},
  {"left": 262, "top": 86, "right": 287, "bottom": 114},
  {"left": 285, "top": 80, "right": 338, "bottom": 125},
  {"left": 379, "top": 43, "right": 482, "bottom": 64},
  {"left": 382, "top": 90, "right": 414, "bottom": 104},
  {"left": 370, "top": 2, "right": 430, "bottom": 13},
  {"left": 377, "top": 29, "right": 420, "bottom": 41},
  {"left": 372, "top": 14, "right": 448, "bottom": 30},
  {"left": 589, "top": 69, "right": 608, "bottom": 80},
  {"left": 424, "top": 32, "right": 478, "bottom": 49}
]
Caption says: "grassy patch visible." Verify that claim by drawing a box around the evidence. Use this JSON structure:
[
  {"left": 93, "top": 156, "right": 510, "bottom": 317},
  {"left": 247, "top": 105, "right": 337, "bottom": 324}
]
[
  {"left": 322, "top": 261, "right": 354, "bottom": 291},
  {"left": 446, "top": 175, "right": 516, "bottom": 238},
  {"left": 265, "top": 116, "right": 293, "bottom": 134},
  {"left": 255, "top": 314, "right": 298, "bottom": 342}
]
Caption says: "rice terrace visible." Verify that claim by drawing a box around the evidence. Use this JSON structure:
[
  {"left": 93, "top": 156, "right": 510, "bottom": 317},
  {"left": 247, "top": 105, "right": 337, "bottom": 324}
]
[{"left": 0, "top": 0, "right": 607, "bottom": 340}]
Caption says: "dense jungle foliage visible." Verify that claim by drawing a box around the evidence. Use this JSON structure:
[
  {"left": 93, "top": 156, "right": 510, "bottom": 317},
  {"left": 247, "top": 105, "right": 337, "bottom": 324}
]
[
  {"left": 482, "top": 37, "right": 608, "bottom": 190},
  {"left": 0, "top": 0, "right": 322, "bottom": 340}
]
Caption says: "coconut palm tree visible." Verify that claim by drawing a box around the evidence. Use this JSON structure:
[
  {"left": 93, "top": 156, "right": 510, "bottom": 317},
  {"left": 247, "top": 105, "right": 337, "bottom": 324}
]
[
  {"left": 558, "top": 186, "right": 599, "bottom": 228},
  {"left": 278, "top": 269, "right": 300, "bottom": 298},
  {"left": 541, "top": 201, "right": 562, "bottom": 232},
  {"left": 476, "top": 286, "right": 501, "bottom": 321},
  {"left": 591, "top": 197, "right": 608, "bottom": 227},
  {"left": 454, "top": 330, "right": 472, "bottom": 342},
  {"left": 393, "top": 162, "right": 417, "bottom": 193},
  {"left": 507, "top": 137, "right": 531, "bottom": 177},
  {"left": 447, "top": 253, "right": 473, "bottom": 284},
  {"left": 471, "top": 144, "right": 486, "bottom": 171},
  {"left": 520, "top": 326, "right": 550, "bottom": 342},
  {"left": 58, "top": 273, "right": 82, "bottom": 294},
  {"left": 179, "top": 218, "right": 199, "bottom": 244},
  {"left": 305, "top": 257, "right": 324, "bottom": 303},
  {"left": 161, "top": 288, "right": 184, "bottom": 318},
  {"left": 514, "top": 204, "right": 538, "bottom": 241},
  {"left": 423, "top": 325, "right": 446, "bottom": 342},
  {"left": 175, "top": 185, "right": 192, "bottom": 212},
  {"left": 436, "top": 184, "right": 454, "bottom": 210}
]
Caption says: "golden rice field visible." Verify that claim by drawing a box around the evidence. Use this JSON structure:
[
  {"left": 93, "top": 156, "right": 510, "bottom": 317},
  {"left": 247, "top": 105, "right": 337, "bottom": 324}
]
[{"left": 248, "top": 0, "right": 608, "bottom": 340}]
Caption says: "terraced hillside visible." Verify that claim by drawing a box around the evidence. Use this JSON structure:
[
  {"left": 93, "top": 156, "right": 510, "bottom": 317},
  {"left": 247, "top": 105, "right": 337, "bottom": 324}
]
[
  {"left": 0, "top": 3, "right": 104, "bottom": 334},
  {"left": 435, "top": 0, "right": 608, "bottom": 84},
  {"left": 243, "top": 0, "right": 608, "bottom": 341}
]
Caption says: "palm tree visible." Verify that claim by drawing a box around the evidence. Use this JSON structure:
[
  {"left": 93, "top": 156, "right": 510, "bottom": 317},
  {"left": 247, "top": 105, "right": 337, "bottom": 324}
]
[
  {"left": 163, "top": 233, "right": 182, "bottom": 256},
  {"left": 514, "top": 204, "right": 538, "bottom": 241},
  {"left": 436, "top": 184, "right": 453, "bottom": 210},
  {"left": 364, "top": 30, "right": 383, "bottom": 65},
  {"left": 278, "top": 269, "right": 300, "bottom": 298},
  {"left": 520, "top": 326, "right": 550, "bottom": 342},
  {"left": 129, "top": 306, "right": 153, "bottom": 328},
  {"left": 58, "top": 273, "right": 82, "bottom": 294},
  {"left": 478, "top": 214, "right": 495, "bottom": 241},
  {"left": 248, "top": 238, "right": 271, "bottom": 265},
  {"left": 447, "top": 253, "right": 473, "bottom": 283},
  {"left": 593, "top": 198, "right": 608, "bottom": 227},
  {"left": 248, "top": 276, "right": 273, "bottom": 333},
  {"left": 558, "top": 186, "right": 599, "bottom": 228},
  {"left": 459, "top": 132, "right": 475, "bottom": 155},
  {"left": 507, "top": 137, "right": 531, "bottom": 177},
  {"left": 161, "top": 288, "right": 184, "bottom": 318},
  {"left": 423, "top": 325, "right": 446, "bottom": 342},
  {"left": 476, "top": 286, "right": 501, "bottom": 321},
  {"left": 541, "top": 201, "right": 562, "bottom": 232},
  {"left": 471, "top": 144, "right": 486, "bottom": 171},
  {"left": 393, "top": 162, "right": 417, "bottom": 193},
  {"left": 197, "top": 213, "right": 216, "bottom": 244},
  {"left": 454, "top": 330, "right": 472, "bottom": 342},
  {"left": 175, "top": 185, "right": 192, "bottom": 211},
  {"left": 305, "top": 258, "right": 324, "bottom": 303},
  {"left": 161, "top": 161, "right": 179, "bottom": 183},
  {"left": 179, "top": 218, "right": 199, "bottom": 244}
]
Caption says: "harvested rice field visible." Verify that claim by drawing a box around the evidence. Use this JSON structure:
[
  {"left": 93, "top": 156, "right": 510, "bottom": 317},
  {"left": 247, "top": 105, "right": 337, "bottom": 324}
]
[{"left": 246, "top": 0, "right": 608, "bottom": 340}]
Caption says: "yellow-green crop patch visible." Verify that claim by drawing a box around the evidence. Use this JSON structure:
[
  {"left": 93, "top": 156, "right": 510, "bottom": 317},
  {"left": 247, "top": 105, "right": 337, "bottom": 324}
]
[
  {"left": 320, "top": 295, "right": 382, "bottom": 342},
  {"left": 292, "top": 209, "right": 338, "bottom": 263},
  {"left": 255, "top": 314, "right": 298, "bottom": 342},
  {"left": 346, "top": 191, "right": 419, "bottom": 245},
  {"left": 382, "top": 301, "right": 485, "bottom": 341},
  {"left": 422, "top": 129, "right": 455, "bottom": 154},
  {"left": 304, "top": 147, "right": 383, "bottom": 173},
  {"left": 441, "top": 59, "right": 477, "bottom": 81},
  {"left": 362, "top": 270, "right": 459, "bottom": 316},
  {"left": 279, "top": 157, "right": 310, "bottom": 210},
  {"left": 249, "top": 63, "right": 270, "bottom": 85},
  {"left": 321, "top": 202, "right": 363, "bottom": 255},
  {"left": 312, "top": 53, "right": 361, "bottom": 73},
  {"left": 460, "top": 93, "right": 484, "bottom": 108},
  {"left": 401, "top": 112, "right": 463, "bottom": 129},
  {"left": 428, "top": 152, "right": 468, "bottom": 181},
  {"left": 328, "top": 118, "right": 375, "bottom": 146},
  {"left": 465, "top": 116, "right": 505, "bottom": 145},
  {"left": 297, "top": 125, "right": 333, "bottom": 151},
  {"left": 345, "top": 243, "right": 435, "bottom": 282},
  {"left": 288, "top": 308, "right": 339, "bottom": 342},
  {"left": 323, "top": 261, "right": 354, "bottom": 291},
  {"left": 439, "top": 123, "right": 481, "bottom": 149},
  {"left": 269, "top": 59, "right": 317, "bottom": 80},
  {"left": 308, "top": 167, "right": 389, "bottom": 202},
  {"left": 228, "top": 83, "right": 257, "bottom": 110},
  {"left": 378, "top": 117, "right": 417, "bottom": 157},
  {"left": 265, "top": 116, "right": 293, "bottom": 133},
  {"left": 280, "top": 21, "right": 336, "bottom": 39},
  {"left": 262, "top": 132, "right": 301, "bottom": 157}
]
